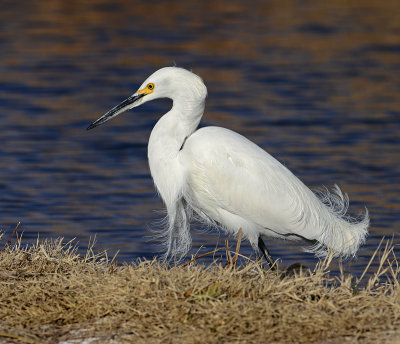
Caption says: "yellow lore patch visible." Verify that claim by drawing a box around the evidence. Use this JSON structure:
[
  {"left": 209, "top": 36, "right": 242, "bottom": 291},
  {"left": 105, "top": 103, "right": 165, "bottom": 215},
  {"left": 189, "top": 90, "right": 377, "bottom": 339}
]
[{"left": 138, "top": 83, "right": 155, "bottom": 95}]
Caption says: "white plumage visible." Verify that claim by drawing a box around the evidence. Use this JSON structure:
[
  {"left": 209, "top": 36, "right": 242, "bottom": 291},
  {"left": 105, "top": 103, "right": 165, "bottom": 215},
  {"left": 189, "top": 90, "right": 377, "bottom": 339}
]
[{"left": 88, "top": 67, "right": 369, "bottom": 267}]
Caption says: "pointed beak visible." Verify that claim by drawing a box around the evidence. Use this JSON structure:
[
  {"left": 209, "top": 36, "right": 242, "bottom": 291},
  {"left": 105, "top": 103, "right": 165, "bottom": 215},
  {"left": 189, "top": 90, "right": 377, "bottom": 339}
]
[{"left": 87, "top": 93, "right": 146, "bottom": 130}]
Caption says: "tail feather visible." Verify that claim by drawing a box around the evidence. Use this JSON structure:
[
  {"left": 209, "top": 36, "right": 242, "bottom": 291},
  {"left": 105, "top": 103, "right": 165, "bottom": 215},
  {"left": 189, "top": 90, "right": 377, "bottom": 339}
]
[{"left": 306, "top": 185, "right": 369, "bottom": 258}]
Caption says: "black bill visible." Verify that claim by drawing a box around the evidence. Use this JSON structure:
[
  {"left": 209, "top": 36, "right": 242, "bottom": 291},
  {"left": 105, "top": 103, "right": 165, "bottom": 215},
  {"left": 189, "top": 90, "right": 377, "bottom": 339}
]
[{"left": 87, "top": 93, "right": 145, "bottom": 130}]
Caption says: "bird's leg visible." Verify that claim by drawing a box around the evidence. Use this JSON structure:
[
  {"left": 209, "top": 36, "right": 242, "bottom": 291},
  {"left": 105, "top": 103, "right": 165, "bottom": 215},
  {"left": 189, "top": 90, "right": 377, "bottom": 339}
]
[{"left": 258, "top": 236, "right": 276, "bottom": 270}]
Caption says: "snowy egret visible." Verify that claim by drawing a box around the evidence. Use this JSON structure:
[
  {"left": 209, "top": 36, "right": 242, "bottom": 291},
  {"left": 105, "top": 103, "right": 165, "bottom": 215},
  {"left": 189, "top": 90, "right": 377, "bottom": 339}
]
[{"left": 87, "top": 67, "right": 369, "bottom": 268}]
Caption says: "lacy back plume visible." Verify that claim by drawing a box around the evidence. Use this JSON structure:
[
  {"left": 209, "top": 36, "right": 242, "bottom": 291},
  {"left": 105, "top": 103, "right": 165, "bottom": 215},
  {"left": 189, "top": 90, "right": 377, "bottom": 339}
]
[
  {"left": 156, "top": 184, "right": 369, "bottom": 260},
  {"left": 307, "top": 184, "right": 369, "bottom": 258}
]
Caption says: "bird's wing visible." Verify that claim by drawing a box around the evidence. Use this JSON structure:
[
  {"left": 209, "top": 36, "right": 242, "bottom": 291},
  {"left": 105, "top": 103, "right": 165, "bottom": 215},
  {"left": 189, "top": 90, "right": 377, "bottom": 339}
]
[{"left": 181, "top": 127, "right": 313, "bottom": 235}]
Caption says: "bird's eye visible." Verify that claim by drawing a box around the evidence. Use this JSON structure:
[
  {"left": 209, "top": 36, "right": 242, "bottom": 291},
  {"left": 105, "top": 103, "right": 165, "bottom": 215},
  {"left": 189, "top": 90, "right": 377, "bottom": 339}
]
[{"left": 147, "top": 83, "right": 154, "bottom": 90}]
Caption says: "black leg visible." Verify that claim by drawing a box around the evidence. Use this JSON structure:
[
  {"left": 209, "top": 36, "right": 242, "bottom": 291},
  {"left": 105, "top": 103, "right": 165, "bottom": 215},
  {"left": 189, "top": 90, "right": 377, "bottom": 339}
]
[{"left": 258, "top": 236, "right": 276, "bottom": 270}]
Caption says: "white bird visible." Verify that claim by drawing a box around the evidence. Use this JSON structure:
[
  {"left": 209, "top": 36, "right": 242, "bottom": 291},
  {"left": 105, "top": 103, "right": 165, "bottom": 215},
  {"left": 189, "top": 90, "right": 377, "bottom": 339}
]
[{"left": 87, "top": 67, "right": 369, "bottom": 269}]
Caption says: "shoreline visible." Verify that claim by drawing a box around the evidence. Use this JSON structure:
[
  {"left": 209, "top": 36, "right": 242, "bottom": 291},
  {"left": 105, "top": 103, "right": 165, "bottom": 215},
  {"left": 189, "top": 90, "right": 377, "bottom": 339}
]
[{"left": 0, "top": 235, "right": 399, "bottom": 343}]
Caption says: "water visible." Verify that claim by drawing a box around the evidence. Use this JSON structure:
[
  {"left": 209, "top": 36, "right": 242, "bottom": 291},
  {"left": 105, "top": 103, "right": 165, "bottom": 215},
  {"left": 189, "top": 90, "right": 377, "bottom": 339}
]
[{"left": 1, "top": 0, "right": 399, "bottom": 276}]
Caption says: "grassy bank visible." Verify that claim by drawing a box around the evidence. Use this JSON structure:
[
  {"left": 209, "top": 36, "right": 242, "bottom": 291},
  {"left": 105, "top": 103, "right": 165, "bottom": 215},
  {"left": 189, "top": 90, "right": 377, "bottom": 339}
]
[{"left": 0, "top": 233, "right": 399, "bottom": 344}]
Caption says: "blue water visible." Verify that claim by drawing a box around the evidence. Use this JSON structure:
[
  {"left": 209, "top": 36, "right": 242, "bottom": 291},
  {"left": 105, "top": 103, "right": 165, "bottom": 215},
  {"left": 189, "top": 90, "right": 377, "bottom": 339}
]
[{"left": 1, "top": 0, "right": 399, "bottom": 276}]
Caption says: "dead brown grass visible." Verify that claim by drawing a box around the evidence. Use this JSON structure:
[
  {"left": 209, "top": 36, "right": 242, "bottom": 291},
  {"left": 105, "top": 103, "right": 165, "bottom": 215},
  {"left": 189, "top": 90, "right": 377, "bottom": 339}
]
[{"left": 0, "top": 232, "right": 399, "bottom": 344}]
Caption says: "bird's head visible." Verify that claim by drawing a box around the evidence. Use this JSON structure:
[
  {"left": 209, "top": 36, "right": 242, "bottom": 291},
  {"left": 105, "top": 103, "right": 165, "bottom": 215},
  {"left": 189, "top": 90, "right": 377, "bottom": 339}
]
[{"left": 87, "top": 67, "right": 207, "bottom": 130}]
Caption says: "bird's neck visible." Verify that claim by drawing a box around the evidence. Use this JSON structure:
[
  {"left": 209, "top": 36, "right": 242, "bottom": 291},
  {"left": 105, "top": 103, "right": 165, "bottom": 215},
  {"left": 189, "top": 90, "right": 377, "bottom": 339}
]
[
  {"left": 147, "top": 98, "right": 205, "bottom": 207},
  {"left": 148, "top": 98, "right": 205, "bottom": 160}
]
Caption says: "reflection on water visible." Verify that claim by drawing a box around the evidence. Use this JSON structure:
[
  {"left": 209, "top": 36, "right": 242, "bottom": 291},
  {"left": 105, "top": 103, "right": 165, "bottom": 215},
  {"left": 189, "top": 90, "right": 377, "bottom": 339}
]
[{"left": 0, "top": 0, "right": 399, "bottom": 275}]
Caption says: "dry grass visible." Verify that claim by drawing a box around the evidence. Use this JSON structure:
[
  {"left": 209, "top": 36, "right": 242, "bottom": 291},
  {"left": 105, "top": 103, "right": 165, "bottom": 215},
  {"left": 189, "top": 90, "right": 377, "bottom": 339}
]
[{"left": 0, "top": 231, "right": 399, "bottom": 344}]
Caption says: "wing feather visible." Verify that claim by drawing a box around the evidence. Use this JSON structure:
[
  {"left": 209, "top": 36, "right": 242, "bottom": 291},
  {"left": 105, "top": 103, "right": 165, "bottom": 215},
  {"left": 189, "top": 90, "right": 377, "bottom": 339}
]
[{"left": 181, "top": 126, "right": 312, "bottom": 236}]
